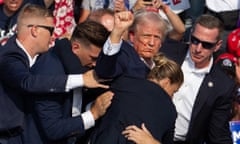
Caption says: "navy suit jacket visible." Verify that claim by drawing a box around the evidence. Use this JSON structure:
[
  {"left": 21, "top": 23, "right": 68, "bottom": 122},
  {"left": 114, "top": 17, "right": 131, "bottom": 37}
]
[
  {"left": 89, "top": 76, "right": 177, "bottom": 144},
  {"left": 0, "top": 36, "right": 68, "bottom": 144},
  {"left": 30, "top": 49, "right": 86, "bottom": 144},
  {"left": 160, "top": 39, "right": 236, "bottom": 144},
  {"left": 53, "top": 38, "right": 107, "bottom": 112},
  {"left": 95, "top": 41, "right": 150, "bottom": 79},
  {"left": 52, "top": 38, "right": 107, "bottom": 143}
]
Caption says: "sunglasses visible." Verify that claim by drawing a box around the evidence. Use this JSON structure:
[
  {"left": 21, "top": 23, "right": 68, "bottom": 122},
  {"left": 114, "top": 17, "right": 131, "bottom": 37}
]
[
  {"left": 190, "top": 35, "right": 217, "bottom": 49},
  {"left": 27, "top": 25, "right": 54, "bottom": 36}
]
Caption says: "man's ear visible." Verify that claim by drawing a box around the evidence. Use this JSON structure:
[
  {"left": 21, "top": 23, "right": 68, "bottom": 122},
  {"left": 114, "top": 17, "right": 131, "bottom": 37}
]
[
  {"left": 129, "top": 31, "right": 135, "bottom": 43},
  {"left": 214, "top": 40, "right": 223, "bottom": 52},
  {"left": 30, "top": 26, "right": 38, "bottom": 38},
  {"left": 71, "top": 41, "right": 81, "bottom": 55}
]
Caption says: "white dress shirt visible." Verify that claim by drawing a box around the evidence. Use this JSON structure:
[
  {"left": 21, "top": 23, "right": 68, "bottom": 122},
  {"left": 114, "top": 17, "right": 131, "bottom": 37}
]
[
  {"left": 173, "top": 51, "right": 213, "bottom": 141},
  {"left": 72, "top": 88, "right": 95, "bottom": 130}
]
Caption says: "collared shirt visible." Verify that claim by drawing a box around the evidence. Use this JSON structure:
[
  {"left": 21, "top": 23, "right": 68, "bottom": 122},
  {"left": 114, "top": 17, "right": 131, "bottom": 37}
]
[
  {"left": 72, "top": 88, "right": 95, "bottom": 130},
  {"left": 103, "top": 37, "right": 155, "bottom": 69},
  {"left": 16, "top": 39, "right": 38, "bottom": 67},
  {"left": 173, "top": 51, "right": 213, "bottom": 141},
  {"left": 16, "top": 38, "right": 84, "bottom": 92},
  {"left": 16, "top": 38, "right": 95, "bottom": 130}
]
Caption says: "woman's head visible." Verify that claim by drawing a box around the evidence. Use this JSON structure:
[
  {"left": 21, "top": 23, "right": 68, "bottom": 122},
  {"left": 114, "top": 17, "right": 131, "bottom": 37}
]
[{"left": 148, "top": 53, "right": 183, "bottom": 97}]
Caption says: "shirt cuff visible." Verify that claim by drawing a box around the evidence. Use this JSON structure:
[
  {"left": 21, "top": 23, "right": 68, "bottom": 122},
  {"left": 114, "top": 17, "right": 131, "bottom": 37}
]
[
  {"left": 81, "top": 110, "right": 95, "bottom": 130},
  {"left": 65, "top": 74, "right": 83, "bottom": 91},
  {"left": 103, "top": 37, "right": 123, "bottom": 55}
]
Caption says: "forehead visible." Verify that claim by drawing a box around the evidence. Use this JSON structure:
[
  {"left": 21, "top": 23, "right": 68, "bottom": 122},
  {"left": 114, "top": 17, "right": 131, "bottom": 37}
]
[
  {"left": 192, "top": 24, "right": 219, "bottom": 41},
  {"left": 136, "top": 21, "right": 162, "bottom": 34}
]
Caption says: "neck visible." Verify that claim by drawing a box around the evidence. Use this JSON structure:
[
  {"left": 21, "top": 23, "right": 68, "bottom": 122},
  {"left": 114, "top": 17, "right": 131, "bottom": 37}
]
[{"left": 17, "top": 38, "right": 36, "bottom": 59}]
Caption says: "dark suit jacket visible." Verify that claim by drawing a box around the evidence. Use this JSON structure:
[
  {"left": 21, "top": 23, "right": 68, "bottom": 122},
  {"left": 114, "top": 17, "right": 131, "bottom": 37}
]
[
  {"left": 53, "top": 38, "right": 88, "bottom": 74},
  {"left": 89, "top": 76, "right": 177, "bottom": 144},
  {"left": 52, "top": 38, "right": 107, "bottom": 143},
  {"left": 160, "top": 39, "right": 236, "bottom": 144},
  {"left": 52, "top": 38, "right": 106, "bottom": 111},
  {"left": 95, "top": 41, "right": 150, "bottom": 79},
  {"left": 30, "top": 49, "right": 86, "bottom": 144},
  {"left": 0, "top": 36, "right": 68, "bottom": 144}
]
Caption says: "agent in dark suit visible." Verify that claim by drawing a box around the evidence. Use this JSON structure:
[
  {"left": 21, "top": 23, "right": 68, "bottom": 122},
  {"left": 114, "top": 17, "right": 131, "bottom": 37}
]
[
  {"left": 31, "top": 20, "right": 113, "bottom": 144},
  {"left": 89, "top": 53, "right": 184, "bottom": 144},
  {"left": 0, "top": 4, "right": 108, "bottom": 144},
  {"left": 160, "top": 14, "right": 236, "bottom": 144}
]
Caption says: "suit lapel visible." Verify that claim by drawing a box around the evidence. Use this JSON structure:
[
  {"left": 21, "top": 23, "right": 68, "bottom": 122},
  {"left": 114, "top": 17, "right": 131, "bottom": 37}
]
[{"left": 190, "top": 68, "right": 216, "bottom": 121}]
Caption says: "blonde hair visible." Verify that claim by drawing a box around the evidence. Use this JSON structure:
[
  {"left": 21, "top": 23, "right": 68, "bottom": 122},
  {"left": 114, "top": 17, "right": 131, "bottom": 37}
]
[{"left": 147, "top": 53, "right": 183, "bottom": 86}]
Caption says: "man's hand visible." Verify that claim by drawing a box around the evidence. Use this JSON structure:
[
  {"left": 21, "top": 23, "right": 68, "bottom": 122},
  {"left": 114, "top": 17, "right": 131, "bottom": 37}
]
[
  {"left": 90, "top": 91, "right": 114, "bottom": 120},
  {"left": 110, "top": 11, "right": 134, "bottom": 43},
  {"left": 122, "top": 123, "right": 161, "bottom": 144},
  {"left": 114, "top": 0, "right": 127, "bottom": 12},
  {"left": 132, "top": 0, "right": 147, "bottom": 11},
  {"left": 82, "top": 70, "right": 109, "bottom": 89}
]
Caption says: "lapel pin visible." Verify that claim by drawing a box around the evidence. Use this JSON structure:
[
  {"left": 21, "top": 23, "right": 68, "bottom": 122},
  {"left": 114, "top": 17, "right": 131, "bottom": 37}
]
[{"left": 208, "top": 81, "right": 214, "bottom": 87}]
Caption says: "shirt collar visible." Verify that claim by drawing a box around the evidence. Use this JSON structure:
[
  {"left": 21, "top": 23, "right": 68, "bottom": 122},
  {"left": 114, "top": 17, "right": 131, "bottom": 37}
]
[
  {"left": 16, "top": 39, "right": 39, "bottom": 67},
  {"left": 140, "top": 57, "right": 155, "bottom": 69},
  {"left": 185, "top": 50, "right": 212, "bottom": 74}
]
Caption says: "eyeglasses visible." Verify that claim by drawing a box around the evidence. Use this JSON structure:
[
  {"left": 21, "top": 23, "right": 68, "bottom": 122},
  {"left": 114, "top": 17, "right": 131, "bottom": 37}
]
[
  {"left": 190, "top": 35, "right": 217, "bottom": 49},
  {"left": 27, "top": 25, "right": 54, "bottom": 36}
]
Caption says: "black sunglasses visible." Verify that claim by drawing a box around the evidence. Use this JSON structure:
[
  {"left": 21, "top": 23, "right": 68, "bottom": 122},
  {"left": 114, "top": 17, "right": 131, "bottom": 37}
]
[
  {"left": 27, "top": 25, "right": 54, "bottom": 36},
  {"left": 190, "top": 35, "right": 217, "bottom": 49}
]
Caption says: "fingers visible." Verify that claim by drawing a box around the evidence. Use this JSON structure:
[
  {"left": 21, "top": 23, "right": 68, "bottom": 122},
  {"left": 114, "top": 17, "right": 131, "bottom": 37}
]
[
  {"left": 96, "top": 83, "right": 109, "bottom": 89},
  {"left": 83, "top": 70, "right": 110, "bottom": 89},
  {"left": 141, "top": 123, "right": 151, "bottom": 135},
  {"left": 99, "top": 91, "right": 114, "bottom": 107},
  {"left": 91, "top": 91, "right": 114, "bottom": 120},
  {"left": 115, "top": 11, "right": 133, "bottom": 21}
]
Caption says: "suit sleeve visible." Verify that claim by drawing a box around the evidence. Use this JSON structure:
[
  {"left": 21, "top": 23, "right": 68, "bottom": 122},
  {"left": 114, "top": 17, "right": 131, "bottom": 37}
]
[
  {"left": 95, "top": 41, "right": 129, "bottom": 79},
  {"left": 0, "top": 51, "right": 68, "bottom": 93},
  {"left": 34, "top": 93, "right": 85, "bottom": 140}
]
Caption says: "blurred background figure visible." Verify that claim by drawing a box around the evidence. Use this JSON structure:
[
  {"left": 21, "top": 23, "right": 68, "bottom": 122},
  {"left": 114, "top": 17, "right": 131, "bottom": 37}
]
[
  {"left": 0, "top": 0, "right": 27, "bottom": 45},
  {"left": 79, "top": 0, "right": 130, "bottom": 23}
]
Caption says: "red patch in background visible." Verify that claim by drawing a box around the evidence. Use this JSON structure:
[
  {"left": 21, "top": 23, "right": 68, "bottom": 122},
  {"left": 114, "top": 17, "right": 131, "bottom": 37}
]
[{"left": 172, "top": 0, "right": 181, "bottom": 5}]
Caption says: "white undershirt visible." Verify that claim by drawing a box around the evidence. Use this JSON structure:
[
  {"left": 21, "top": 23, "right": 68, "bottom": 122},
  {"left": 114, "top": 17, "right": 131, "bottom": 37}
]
[{"left": 173, "top": 51, "right": 212, "bottom": 141}]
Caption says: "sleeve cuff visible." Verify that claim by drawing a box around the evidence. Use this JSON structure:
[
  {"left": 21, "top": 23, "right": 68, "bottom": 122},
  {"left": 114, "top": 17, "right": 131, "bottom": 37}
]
[
  {"left": 81, "top": 110, "right": 95, "bottom": 130},
  {"left": 65, "top": 74, "right": 83, "bottom": 91},
  {"left": 103, "top": 37, "right": 123, "bottom": 55}
]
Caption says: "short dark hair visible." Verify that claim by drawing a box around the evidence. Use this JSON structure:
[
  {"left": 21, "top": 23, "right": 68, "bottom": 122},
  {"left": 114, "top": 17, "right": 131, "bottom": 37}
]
[
  {"left": 192, "top": 14, "right": 224, "bottom": 41},
  {"left": 71, "top": 20, "right": 110, "bottom": 48}
]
